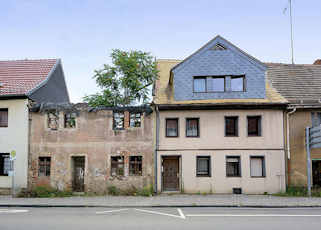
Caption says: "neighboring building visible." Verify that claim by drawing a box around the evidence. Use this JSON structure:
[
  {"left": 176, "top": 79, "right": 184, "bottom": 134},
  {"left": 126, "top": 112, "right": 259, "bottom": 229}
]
[
  {"left": 28, "top": 104, "right": 154, "bottom": 194},
  {"left": 0, "top": 59, "right": 69, "bottom": 194},
  {"left": 267, "top": 62, "right": 321, "bottom": 188},
  {"left": 153, "top": 36, "right": 288, "bottom": 194}
]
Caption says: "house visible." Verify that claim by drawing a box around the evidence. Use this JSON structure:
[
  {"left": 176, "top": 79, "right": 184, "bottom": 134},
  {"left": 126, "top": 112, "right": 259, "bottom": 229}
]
[
  {"left": 153, "top": 36, "right": 288, "bottom": 194},
  {"left": 28, "top": 103, "right": 154, "bottom": 194},
  {"left": 0, "top": 59, "right": 69, "bottom": 194},
  {"left": 267, "top": 61, "right": 321, "bottom": 188}
]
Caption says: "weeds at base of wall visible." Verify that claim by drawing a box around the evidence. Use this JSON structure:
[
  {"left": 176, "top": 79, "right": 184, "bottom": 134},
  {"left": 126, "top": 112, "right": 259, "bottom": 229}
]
[
  {"left": 274, "top": 186, "right": 321, "bottom": 197},
  {"left": 18, "top": 185, "right": 73, "bottom": 198},
  {"left": 107, "top": 185, "right": 153, "bottom": 196}
]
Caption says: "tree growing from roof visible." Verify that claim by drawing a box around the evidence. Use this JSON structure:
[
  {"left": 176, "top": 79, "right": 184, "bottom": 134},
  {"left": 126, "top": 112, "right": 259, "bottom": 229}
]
[{"left": 84, "top": 49, "right": 158, "bottom": 107}]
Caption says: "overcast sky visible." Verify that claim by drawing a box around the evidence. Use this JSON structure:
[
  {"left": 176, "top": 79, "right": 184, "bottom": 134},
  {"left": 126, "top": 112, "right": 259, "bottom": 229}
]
[{"left": 1, "top": 0, "right": 320, "bottom": 102}]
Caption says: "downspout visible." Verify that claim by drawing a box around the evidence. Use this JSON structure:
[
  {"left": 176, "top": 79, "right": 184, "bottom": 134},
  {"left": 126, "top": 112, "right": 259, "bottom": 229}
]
[
  {"left": 286, "top": 107, "right": 296, "bottom": 187},
  {"left": 154, "top": 105, "right": 160, "bottom": 193}
]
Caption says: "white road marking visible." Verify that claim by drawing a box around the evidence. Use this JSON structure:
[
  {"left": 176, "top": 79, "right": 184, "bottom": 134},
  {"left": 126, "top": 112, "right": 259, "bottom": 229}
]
[
  {"left": 135, "top": 208, "right": 186, "bottom": 219},
  {"left": 177, "top": 208, "right": 186, "bottom": 219},
  {"left": 186, "top": 214, "right": 321, "bottom": 217},
  {"left": 96, "top": 209, "right": 129, "bottom": 214},
  {"left": 0, "top": 209, "right": 29, "bottom": 213}
]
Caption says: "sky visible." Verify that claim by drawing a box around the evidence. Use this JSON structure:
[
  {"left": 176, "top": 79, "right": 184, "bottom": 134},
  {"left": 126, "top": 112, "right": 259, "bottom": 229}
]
[{"left": 1, "top": 0, "right": 321, "bottom": 102}]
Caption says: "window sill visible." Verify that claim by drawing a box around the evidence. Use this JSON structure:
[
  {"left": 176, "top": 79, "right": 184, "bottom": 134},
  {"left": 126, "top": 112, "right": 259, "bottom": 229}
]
[
  {"left": 251, "top": 176, "right": 266, "bottom": 178},
  {"left": 186, "top": 136, "right": 200, "bottom": 138},
  {"left": 166, "top": 136, "right": 179, "bottom": 138},
  {"left": 196, "top": 175, "right": 211, "bottom": 177},
  {"left": 226, "top": 176, "right": 242, "bottom": 178}
]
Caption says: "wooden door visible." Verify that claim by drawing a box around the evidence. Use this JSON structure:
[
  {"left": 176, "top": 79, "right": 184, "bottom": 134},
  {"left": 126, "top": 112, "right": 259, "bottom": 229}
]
[
  {"left": 162, "top": 157, "right": 179, "bottom": 191},
  {"left": 72, "top": 157, "right": 85, "bottom": 192}
]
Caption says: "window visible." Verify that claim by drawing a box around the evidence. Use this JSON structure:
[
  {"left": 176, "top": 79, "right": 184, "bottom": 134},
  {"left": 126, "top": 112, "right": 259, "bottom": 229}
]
[
  {"left": 196, "top": 156, "right": 211, "bottom": 177},
  {"left": 130, "top": 113, "right": 141, "bottom": 127},
  {"left": 311, "top": 112, "right": 321, "bottom": 127},
  {"left": 186, "top": 118, "right": 199, "bottom": 137},
  {"left": 250, "top": 156, "right": 265, "bottom": 177},
  {"left": 0, "top": 109, "right": 8, "bottom": 127},
  {"left": 111, "top": 156, "right": 124, "bottom": 176},
  {"left": 231, "top": 76, "right": 245, "bottom": 92},
  {"left": 113, "top": 112, "right": 124, "bottom": 130},
  {"left": 48, "top": 111, "right": 59, "bottom": 130},
  {"left": 248, "top": 116, "right": 262, "bottom": 136},
  {"left": 226, "top": 156, "right": 241, "bottom": 177},
  {"left": 64, "top": 112, "right": 76, "bottom": 128},
  {"left": 129, "top": 156, "right": 142, "bottom": 176},
  {"left": 207, "top": 77, "right": 225, "bottom": 92},
  {"left": 0, "top": 153, "right": 10, "bottom": 176},
  {"left": 225, "top": 116, "right": 238, "bottom": 137},
  {"left": 38, "top": 157, "right": 51, "bottom": 177},
  {"left": 166, "top": 118, "right": 179, "bottom": 137},
  {"left": 193, "top": 77, "right": 206, "bottom": 92}
]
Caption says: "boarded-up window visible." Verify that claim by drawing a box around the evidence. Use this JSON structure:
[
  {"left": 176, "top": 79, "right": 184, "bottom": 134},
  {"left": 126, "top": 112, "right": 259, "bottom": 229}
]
[
  {"left": 166, "top": 118, "right": 179, "bottom": 137},
  {"left": 39, "top": 157, "right": 51, "bottom": 177},
  {"left": 248, "top": 116, "right": 261, "bottom": 136},
  {"left": 193, "top": 77, "right": 206, "bottom": 92},
  {"left": 129, "top": 156, "right": 142, "bottom": 176},
  {"left": 111, "top": 156, "right": 124, "bottom": 176},
  {"left": 113, "top": 112, "right": 124, "bottom": 130},
  {"left": 64, "top": 112, "right": 76, "bottom": 128},
  {"left": 226, "top": 156, "right": 241, "bottom": 177},
  {"left": 186, "top": 118, "right": 199, "bottom": 137},
  {"left": 0, "top": 153, "right": 10, "bottom": 176},
  {"left": 48, "top": 111, "right": 59, "bottom": 130},
  {"left": 0, "top": 109, "right": 8, "bottom": 127},
  {"left": 196, "top": 156, "right": 211, "bottom": 177},
  {"left": 250, "top": 156, "right": 265, "bottom": 177},
  {"left": 130, "top": 113, "right": 141, "bottom": 127},
  {"left": 225, "top": 116, "right": 238, "bottom": 136}
]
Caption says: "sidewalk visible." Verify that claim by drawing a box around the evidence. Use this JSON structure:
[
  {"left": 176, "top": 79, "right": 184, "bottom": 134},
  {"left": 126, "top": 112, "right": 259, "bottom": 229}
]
[{"left": 1, "top": 194, "right": 321, "bottom": 208}]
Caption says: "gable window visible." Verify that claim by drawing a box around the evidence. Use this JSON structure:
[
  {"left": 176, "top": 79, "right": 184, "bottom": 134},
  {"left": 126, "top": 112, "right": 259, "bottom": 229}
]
[
  {"left": 226, "top": 156, "right": 241, "bottom": 177},
  {"left": 248, "top": 116, "right": 262, "bottom": 136},
  {"left": 225, "top": 116, "right": 238, "bottom": 137},
  {"left": 38, "top": 157, "right": 51, "bottom": 177},
  {"left": 113, "top": 112, "right": 124, "bottom": 130},
  {"left": 231, "top": 76, "right": 245, "bottom": 92},
  {"left": 196, "top": 156, "right": 211, "bottom": 177},
  {"left": 207, "top": 77, "right": 225, "bottom": 92},
  {"left": 111, "top": 156, "right": 124, "bottom": 176},
  {"left": 0, "top": 109, "right": 8, "bottom": 127},
  {"left": 129, "top": 156, "right": 142, "bottom": 176},
  {"left": 0, "top": 153, "right": 10, "bottom": 176},
  {"left": 166, "top": 118, "right": 179, "bottom": 137},
  {"left": 64, "top": 112, "right": 76, "bottom": 128},
  {"left": 186, "top": 118, "right": 199, "bottom": 137},
  {"left": 48, "top": 111, "right": 59, "bottom": 130},
  {"left": 130, "top": 113, "right": 141, "bottom": 127},
  {"left": 193, "top": 77, "right": 206, "bottom": 92},
  {"left": 250, "top": 156, "right": 265, "bottom": 177}
]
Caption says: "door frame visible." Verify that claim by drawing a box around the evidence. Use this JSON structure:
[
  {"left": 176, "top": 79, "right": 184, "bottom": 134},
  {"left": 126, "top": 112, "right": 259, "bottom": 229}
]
[
  {"left": 161, "top": 155, "right": 181, "bottom": 192},
  {"left": 312, "top": 159, "right": 321, "bottom": 187},
  {"left": 71, "top": 155, "right": 86, "bottom": 192}
]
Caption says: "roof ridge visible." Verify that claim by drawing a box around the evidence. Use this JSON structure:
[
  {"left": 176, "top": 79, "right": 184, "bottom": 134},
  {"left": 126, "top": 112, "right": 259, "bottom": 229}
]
[{"left": 0, "top": 58, "right": 59, "bottom": 63}]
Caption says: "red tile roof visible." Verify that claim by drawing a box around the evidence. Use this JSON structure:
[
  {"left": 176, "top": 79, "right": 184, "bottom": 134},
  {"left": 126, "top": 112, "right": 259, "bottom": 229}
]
[{"left": 0, "top": 59, "right": 58, "bottom": 96}]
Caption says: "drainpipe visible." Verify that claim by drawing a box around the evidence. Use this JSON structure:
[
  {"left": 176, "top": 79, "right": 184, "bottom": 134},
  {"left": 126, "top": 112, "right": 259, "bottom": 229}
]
[
  {"left": 286, "top": 107, "right": 296, "bottom": 187},
  {"left": 154, "top": 105, "right": 160, "bottom": 193}
]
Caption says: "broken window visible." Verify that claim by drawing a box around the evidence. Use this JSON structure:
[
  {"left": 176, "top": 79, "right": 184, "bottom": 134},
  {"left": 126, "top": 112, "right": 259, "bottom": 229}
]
[
  {"left": 129, "top": 156, "right": 142, "bottom": 176},
  {"left": 113, "top": 112, "right": 124, "bottom": 130},
  {"left": 48, "top": 111, "right": 59, "bottom": 130},
  {"left": 0, "top": 109, "right": 8, "bottom": 127},
  {"left": 196, "top": 156, "right": 211, "bottom": 177},
  {"left": 111, "top": 156, "right": 124, "bottom": 176},
  {"left": 64, "top": 112, "right": 76, "bottom": 128},
  {"left": 130, "top": 113, "right": 141, "bottom": 127},
  {"left": 0, "top": 153, "right": 10, "bottom": 176},
  {"left": 38, "top": 157, "right": 51, "bottom": 177},
  {"left": 226, "top": 156, "right": 241, "bottom": 177}
]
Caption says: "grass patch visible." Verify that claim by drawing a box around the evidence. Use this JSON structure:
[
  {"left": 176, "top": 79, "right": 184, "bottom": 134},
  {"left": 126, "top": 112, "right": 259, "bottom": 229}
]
[
  {"left": 18, "top": 185, "right": 72, "bottom": 198},
  {"left": 274, "top": 186, "right": 321, "bottom": 197},
  {"left": 106, "top": 185, "right": 153, "bottom": 197}
]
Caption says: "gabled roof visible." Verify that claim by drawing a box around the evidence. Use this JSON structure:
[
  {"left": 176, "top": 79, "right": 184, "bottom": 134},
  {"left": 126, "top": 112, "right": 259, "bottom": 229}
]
[
  {"left": 0, "top": 59, "right": 58, "bottom": 97},
  {"left": 266, "top": 63, "right": 321, "bottom": 105}
]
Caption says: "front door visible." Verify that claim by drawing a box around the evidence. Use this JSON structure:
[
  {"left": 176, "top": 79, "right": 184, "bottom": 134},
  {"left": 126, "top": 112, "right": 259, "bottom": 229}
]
[
  {"left": 72, "top": 157, "right": 85, "bottom": 192},
  {"left": 162, "top": 157, "right": 179, "bottom": 191},
  {"left": 312, "top": 160, "right": 321, "bottom": 187}
]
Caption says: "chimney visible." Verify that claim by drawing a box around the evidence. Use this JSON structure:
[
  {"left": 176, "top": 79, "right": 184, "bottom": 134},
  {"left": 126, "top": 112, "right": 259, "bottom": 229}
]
[{"left": 313, "top": 59, "right": 321, "bottom": 65}]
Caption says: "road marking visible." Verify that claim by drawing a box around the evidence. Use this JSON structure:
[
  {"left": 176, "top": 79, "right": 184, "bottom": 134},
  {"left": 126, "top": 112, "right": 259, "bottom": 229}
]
[
  {"left": 135, "top": 208, "right": 186, "bottom": 219},
  {"left": 96, "top": 209, "right": 129, "bottom": 214},
  {"left": 186, "top": 214, "right": 321, "bottom": 217},
  {"left": 0, "top": 209, "right": 29, "bottom": 213}
]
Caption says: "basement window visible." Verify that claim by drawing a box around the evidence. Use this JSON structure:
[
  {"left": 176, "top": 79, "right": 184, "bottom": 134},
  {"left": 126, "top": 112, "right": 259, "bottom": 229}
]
[
  {"left": 111, "top": 156, "right": 124, "bottom": 176},
  {"left": 129, "top": 156, "right": 142, "bottom": 176},
  {"left": 0, "top": 109, "right": 8, "bottom": 127},
  {"left": 38, "top": 157, "right": 51, "bottom": 177},
  {"left": 130, "top": 113, "right": 141, "bottom": 127},
  {"left": 48, "top": 111, "right": 59, "bottom": 130},
  {"left": 0, "top": 153, "right": 10, "bottom": 176},
  {"left": 64, "top": 112, "right": 76, "bottom": 128},
  {"left": 113, "top": 112, "right": 124, "bottom": 130}
]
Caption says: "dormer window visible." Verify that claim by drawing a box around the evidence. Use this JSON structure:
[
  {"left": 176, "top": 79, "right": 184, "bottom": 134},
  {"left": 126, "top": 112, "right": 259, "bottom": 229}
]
[
  {"left": 208, "top": 77, "right": 225, "bottom": 92},
  {"left": 193, "top": 77, "right": 206, "bottom": 92},
  {"left": 231, "top": 76, "right": 245, "bottom": 92},
  {"left": 193, "top": 76, "right": 245, "bottom": 93}
]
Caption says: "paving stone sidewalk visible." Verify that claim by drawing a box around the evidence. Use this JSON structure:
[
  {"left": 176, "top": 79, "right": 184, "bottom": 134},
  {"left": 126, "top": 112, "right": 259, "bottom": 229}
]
[{"left": 1, "top": 194, "right": 321, "bottom": 207}]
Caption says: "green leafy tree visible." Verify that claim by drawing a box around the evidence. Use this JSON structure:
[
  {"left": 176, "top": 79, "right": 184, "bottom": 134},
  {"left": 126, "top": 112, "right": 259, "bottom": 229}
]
[{"left": 84, "top": 49, "right": 158, "bottom": 107}]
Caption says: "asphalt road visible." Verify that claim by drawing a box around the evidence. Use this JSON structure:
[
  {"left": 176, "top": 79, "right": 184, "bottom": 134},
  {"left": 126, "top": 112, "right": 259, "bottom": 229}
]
[{"left": 1, "top": 207, "right": 321, "bottom": 230}]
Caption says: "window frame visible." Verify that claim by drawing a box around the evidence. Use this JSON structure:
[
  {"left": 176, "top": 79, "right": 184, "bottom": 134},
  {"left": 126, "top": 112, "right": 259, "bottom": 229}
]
[
  {"left": 231, "top": 75, "right": 246, "bottom": 92},
  {"left": 247, "top": 116, "right": 262, "bottom": 137},
  {"left": 207, "top": 76, "right": 226, "bottom": 92},
  {"left": 113, "top": 112, "right": 125, "bottom": 130},
  {"left": 165, "top": 118, "right": 179, "bottom": 138},
  {"left": 226, "top": 156, "right": 241, "bottom": 177},
  {"left": 225, "top": 116, "right": 239, "bottom": 137},
  {"left": 196, "top": 156, "right": 211, "bottom": 177},
  {"left": 186, "top": 118, "right": 200, "bottom": 137},
  {"left": 0, "top": 153, "right": 10, "bottom": 176},
  {"left": 64, "top": 112, "right": 77, "bottom": 128},
  {"left": 38, "top": 157, "right": 51, "bottom": 177},
  {"left": 129, "top": 112, "right": 142, "bottom": 128},
  {"left": 110, "top": 156, "right": 125, "bottom": 176},
  {"left": 193, "top": 77, "right": 207, "bottom": 93},
  {"left": 129, "top": 156, "right": 143, "bottom": 176},
  {"left": 250, "top": 156, "right": 266, "bottom": 178},
  {"left": 0, "top": 109, "right": 8, "bottom": 128}
]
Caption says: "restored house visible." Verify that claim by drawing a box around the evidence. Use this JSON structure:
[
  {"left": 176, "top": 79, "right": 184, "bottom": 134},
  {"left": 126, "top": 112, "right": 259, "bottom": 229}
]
[
  {"left": 28, "top": 103, "right": 154, "bottom": 194},
  {"left": 153, "top": 36, "right": 288, "bottom": 194},
  {"left": 0, "top": 59, "right": 69, "bottom": 194}
]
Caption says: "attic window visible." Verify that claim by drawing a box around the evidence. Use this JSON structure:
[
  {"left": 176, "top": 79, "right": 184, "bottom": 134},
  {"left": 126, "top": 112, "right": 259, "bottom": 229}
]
[{"left": 211, "top": 43, "right": 227, "bottom": 50}]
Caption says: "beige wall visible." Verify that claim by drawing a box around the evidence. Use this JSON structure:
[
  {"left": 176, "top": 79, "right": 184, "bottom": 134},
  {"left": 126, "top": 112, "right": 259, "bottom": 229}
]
[{"left": 0, "top": 99, "right": 29, "bottom": 189}]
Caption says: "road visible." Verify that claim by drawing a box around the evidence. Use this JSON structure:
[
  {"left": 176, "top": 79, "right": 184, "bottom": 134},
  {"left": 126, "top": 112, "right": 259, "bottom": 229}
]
[{"left": 1, "top": 207, "right": 321, "bottom": 230}]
